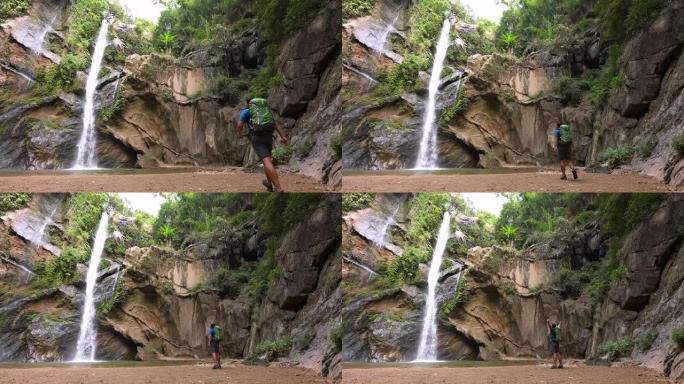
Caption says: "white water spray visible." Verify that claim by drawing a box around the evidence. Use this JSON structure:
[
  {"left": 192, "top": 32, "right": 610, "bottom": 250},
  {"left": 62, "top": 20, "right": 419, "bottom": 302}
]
[
  {"left": 29, "top": 202, "right": 60, "bottom": 247},
  {"left": 72, "top": 19, "right": 109, "bottom": 169},
  {"left": 415, "top": 210, "right": 451, "bottom": 361},
  {"left": 343, "top": 256, "right": 378, "bottom": 276},
  {"left": 73, "top": 211, "right": 109, "bottom": 362},
  {"left": 0, "top": 255, "right": 35, "bottom": 276},
  {"left": 415, "top": 19, "right": 452, "bottom": 169}
]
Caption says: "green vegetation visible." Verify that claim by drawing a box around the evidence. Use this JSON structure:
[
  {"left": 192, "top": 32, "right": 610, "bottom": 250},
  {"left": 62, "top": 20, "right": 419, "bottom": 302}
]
[
  {"left": 34, "top": 54, "right": 89, "bottom": 96},
  {"left": 595, "top": 0, "right": 666, "bottom": 42},
  {"left": 343, "top": 0, "right": 375, "bottom": 19},
  {"left": 440, "top": 276, "right": 468, "bottom": 315},
  {"left": 634, "top": 329, "right": 657, "bottom": 352},
  {"left": 342, "top": 193, "right": 375, "bottom": 213},
  {"left": 0, "top": 0, "right": 32, "bottom": 23},
  {"left": 673, "top": 325, "right": 684, "bottom": 350},
  {"left": 0, "top": 193, "right": 31, "bottom": 215},
  {"left": 440, "top": 86, "right": 468, "bottom": 124},
  {"left": 98, "top": 279, "right": 125, "bottom": 315},
  {"left": 98, "top": 88, "right": 125, "bottom": 123},
  {"left": 253, "top": 337, "right": 293, "bottom": 357},
  {"left": 251, "top": 193, "right": 325, "bottom": 238},
  {"left": 271, "top": 145, "right": 293, "bottom": 166},
  {"left": 673, "top": 133, "right": 684, "bottom": 158},
  {"left": 330, "top": 325, "right": 342, "bottom": 353},
  {"left": 376, "top": 54, "right": 431, "bottom": 95},
  {"left": 596, "top": 337, "right": 634, "bottom": 360}
]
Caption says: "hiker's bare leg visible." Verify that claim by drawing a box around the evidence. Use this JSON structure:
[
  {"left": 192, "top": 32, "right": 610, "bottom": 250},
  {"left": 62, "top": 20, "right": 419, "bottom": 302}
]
[
  {"left": 262, "top": 157, "right": 283, "bottom": 192},
  {"left": 560, "top": 161, "right": 567, "bottom": 177}
]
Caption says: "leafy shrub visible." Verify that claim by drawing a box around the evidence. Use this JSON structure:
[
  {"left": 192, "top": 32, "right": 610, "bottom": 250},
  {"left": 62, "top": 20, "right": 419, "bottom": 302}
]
[
  {"left": 33, "top": 246, "right": 89, "bottom": 288},
  {"left": 376, "top": 54, "right": 431, "bottom": 95},
  {"left": 597, "top": 146, "right": 634, "bottom": 164},
  {"left": 385, "top": 245, "right": 430, "bottom": 285},
  {"left": 0, "top": 193, "right": 31, "bottom": 215},
  {"left": 272, "top": 145, "right": 293, "bottom": 166},
  {"left": 596, "top": 338, "right": 634, "bottom": 360},
  {"left": 35, "top": 54, "right": 89, "bottom": 95},
  {"left": 330, "top": 133, "right": 342, "bottom": 159},
  {"left": 634, "top": 329, "right": 657, "bottom": 352},
  {"left": 253, "top": 337, "right": 292, "bottom": 357},
  {"left": 342, "top": 193, "right": 374, "bottom": 212},
  {"left": 343, "top": 0, "right": 375, "bottom": 19},
  {"left": 0, "top": 0, "right": 32, "bottom": 22},
  {"left": 673, "top": 133, "right": 684, "bottom": 158},
  {"left": 673, "top": 325, "right": 684, "bottom": 350},
  {"left": 596, "top": 0, "right": 666, "bottom": 42},
  {"left": 637, "top": 138, "right": 658, "bottom": 159},
  {"left": 241, "top": 238, "right": 283, "bottom": 298}
]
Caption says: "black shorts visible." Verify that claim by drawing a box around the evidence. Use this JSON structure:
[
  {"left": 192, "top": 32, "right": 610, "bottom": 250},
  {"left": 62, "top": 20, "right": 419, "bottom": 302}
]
[
  {"left": 549, "top": 341, "right": 559, "bottom": 354},
  {"left": 210, "top": 340, "right": 220, "bottom": 354},
  {"left": 557, "top": 142, "right": 572, "bottom": 161},
  {"left": 249, "top": 132, "right": 274, "bottom": 160}
]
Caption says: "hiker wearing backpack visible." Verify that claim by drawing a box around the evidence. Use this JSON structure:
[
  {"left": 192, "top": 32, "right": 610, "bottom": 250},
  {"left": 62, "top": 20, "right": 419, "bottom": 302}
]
[
  {"left": 547, "top": 319, "right": 563, "bottom": 369},
  {"left": 551, "top": 123, "right": 578, "bottom": 181},
  {"left": 207, "top": 323, "right": 222, "bottom": 369},
  {"left": 237, "top": 97, "right": 289, "bottom": 192}
]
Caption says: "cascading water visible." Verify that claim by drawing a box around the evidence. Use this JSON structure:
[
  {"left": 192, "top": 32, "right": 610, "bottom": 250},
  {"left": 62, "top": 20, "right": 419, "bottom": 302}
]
[
  {"left": 374, "top": 199, "right": 403, "bottom": 246},
  {"left": 415, "top": 18, "right": 452, "bottom": 170},
  {"left": 415, "top": 210, "right": 452, "bottom": 362},
  {"left": 343, "top": 256, "right": 378, "bottom": 276},
  {"left": 29, "top": 201, "right": 61, "bottom": 246},
  {"left": 72, "top": 19, "right": 110, "bottom": 170},
  {"left": 73, "top": 211, "right": 109, "bottom": 362},
  {"left": 375, "top": 10, "right": 402, "bottom": 53},
  {"left": 29, "top": 0, "right": 63, "bottom": 54}
]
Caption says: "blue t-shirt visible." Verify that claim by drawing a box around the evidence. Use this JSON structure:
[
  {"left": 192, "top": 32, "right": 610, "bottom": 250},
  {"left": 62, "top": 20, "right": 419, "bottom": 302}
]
[
  {"left": 553, "top": 128, "right": 561, "bottom": 138},
  {"left": 240, "top": 108, "right": 252, "bottom": 129},
  {"left": 208, "top": 327, "right": 216, "bottom": 341}
]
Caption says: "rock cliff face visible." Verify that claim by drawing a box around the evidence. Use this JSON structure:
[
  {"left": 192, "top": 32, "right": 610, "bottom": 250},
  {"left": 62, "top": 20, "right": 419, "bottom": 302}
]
[
  {"left": 0, "top": 194, "right": 341, "bottom": 380},
  {"left": 342, "top": 194, "right": 684, "bottom": 380},
  {"left": 342, "top": 0, "right": 684, "bottom": 188},
  {"left": 0, "top": 0, "right": 341, "bottom": 186}
]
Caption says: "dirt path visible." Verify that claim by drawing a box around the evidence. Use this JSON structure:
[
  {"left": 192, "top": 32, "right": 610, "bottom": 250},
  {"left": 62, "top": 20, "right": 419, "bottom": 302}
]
[
  {"left": 342, "top": 169, "right": 674, "bottom": 192},
  {"left": 0, "top": 168, "right": 333, "bottom": 193},
  {"left": 0, "top": 364, "right": 330, "bottom": 384},
  {"left": 342, "top": 364, "right": 674, "bottom": 384}
]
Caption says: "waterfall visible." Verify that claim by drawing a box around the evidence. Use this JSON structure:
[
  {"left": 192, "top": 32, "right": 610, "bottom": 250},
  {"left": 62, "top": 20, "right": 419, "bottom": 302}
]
[
  {"left": 73, "top": 211, "right": 109, "bottom": 362},
  {"left": 375, "top": 10, "right": 402, "bottom": 53},
  {"left": 415, "top": 18, "right": 452, "bottom": 170},
  {"left": 0, "top": 64, "right": 36, "bottom": 85},
  {"left": 343, "top": 256, "right": 378, "bottom": 276},
  {"left": 72, "top": 19, "right": 110, "bottom": 170},
  {"left": 415, "top": 210, "right": 451, "bottom": 362},
  {"left": 374, "top": 200, "right": 403, "bottom": 246},
  {"left": 0, "top": 255, "right": 35, "bottom": 276},
  {"left": 29, "top": 200, "right": 61, "bottom": 247}
]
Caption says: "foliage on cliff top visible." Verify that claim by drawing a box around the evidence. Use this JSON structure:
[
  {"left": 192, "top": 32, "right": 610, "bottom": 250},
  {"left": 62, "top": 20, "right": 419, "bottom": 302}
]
[{"left": 155, "top": 0, "right": 325, "bottom": 56}]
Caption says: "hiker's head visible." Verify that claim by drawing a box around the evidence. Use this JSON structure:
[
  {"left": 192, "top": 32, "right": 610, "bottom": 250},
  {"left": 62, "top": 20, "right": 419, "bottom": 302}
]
[
  {"left": 245, "top": 97, "right": 252, "bottom": 107},
  {"left": 552, "top": 323, "right": 557, "bottom": 328},
  {"left": 210, "top": 323, "right": 216, "bottom": 328}
]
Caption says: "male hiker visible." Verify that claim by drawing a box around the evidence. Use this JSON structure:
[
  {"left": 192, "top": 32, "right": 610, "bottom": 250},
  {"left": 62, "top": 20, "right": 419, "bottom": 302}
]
[
  {"left": 551, "top": 123, "right": 578, "bottom": 181},
  {"left": 237, "top": 97, "right": 289, "bottom": 192},
  {"left": 207, "top": 322, "right": 222, "bottom": 369},
  {"left": 547, "top": 318, "right": 563, "bottom": 369}
]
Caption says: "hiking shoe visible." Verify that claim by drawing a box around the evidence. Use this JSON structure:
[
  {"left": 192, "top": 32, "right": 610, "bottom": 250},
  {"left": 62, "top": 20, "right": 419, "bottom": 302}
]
[
  {"left": 212, "top": 364, "right": 218, "bottom": 369},
  {"left": 560, "top": 175, "right": 568, "bottom": 180},
  {"left": 558, "top": 364, "right": 564, "bottom": 369},
  {"left": 262, "top": 179, "right": 274, "bottom": 192},
  {"left": 551, "top": 365, "right": 558, "bottom": 369},
  {"left": 572, "top": 169, "right": 578, "bottom": 180}
]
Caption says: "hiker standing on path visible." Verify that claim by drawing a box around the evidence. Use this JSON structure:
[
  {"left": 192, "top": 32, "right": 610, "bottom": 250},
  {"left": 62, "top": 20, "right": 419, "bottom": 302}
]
[
  {"left": 207, "top": 323, "right": 222, "bottom": 369},
  {"left": 547, "top": 318, "right": 563, "bottom": 369},
  {"left": 551, "top": 123, "right": 578, "bottom": 181},
  {"left": 237, "top": 97, "right": 289, "bottom": 193}
]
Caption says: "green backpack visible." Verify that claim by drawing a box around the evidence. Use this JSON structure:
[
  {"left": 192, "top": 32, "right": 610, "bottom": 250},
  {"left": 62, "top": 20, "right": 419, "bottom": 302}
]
[
  {"left": 249, "top": 98, "right": 276, "bottom": 134},
  {"left": 552, "top": 327, "right": 561, "bottom": 343},
  {"left": 214, "top": 325, "right": 223, "bottom": 342},
  {"left": 559, "top": 124, "right": 573, "bottom": 144}
]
